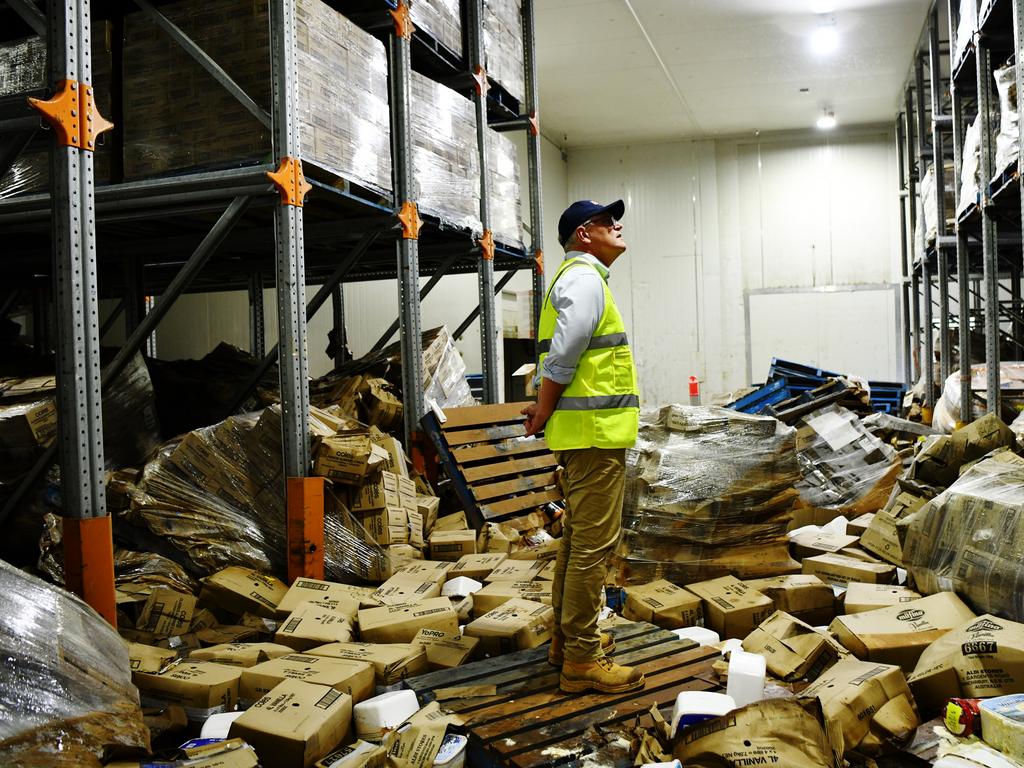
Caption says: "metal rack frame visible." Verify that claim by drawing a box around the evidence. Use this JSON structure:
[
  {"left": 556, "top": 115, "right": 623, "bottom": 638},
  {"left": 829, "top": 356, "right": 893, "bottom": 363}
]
[
  {"left": 0, "top": 0, "right": 547, "bottom": 612},
  {"left": 896, "top": 0, "right": 1024, "bottom": 423}
]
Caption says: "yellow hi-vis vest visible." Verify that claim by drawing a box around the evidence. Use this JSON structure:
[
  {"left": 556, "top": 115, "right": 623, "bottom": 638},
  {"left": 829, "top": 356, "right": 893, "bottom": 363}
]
[{"left": 537, "top": 257, "right": 640, "bottom": 451}]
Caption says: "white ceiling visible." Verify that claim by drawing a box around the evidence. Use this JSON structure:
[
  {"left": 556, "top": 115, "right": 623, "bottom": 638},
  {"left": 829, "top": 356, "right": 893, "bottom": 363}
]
[{"left": 535, "top": 0, "right": 933, "bottom": 147}]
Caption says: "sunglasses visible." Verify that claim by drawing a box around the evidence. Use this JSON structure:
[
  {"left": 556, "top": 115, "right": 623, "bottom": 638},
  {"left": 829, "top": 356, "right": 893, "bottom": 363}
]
[{"left": 581, "top": 215, "right": 618, "bottom": 229}]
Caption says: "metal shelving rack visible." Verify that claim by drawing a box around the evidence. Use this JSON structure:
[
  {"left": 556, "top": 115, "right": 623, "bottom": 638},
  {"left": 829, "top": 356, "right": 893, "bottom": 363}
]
[
  {"left": 896, "top": 0, "right": 1024, "bottom": 423},
  {"left": 0, "top": 0, "right": 547, "bottom": 615}
]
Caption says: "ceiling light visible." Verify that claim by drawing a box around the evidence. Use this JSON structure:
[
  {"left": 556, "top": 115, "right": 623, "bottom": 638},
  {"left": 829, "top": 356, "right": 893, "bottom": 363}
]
[
  {"left": 817, "top": 110, "right": 837, "bottom": 130},
  {"left": 810, "top": 18, "right": 839, "bottom": 55}
]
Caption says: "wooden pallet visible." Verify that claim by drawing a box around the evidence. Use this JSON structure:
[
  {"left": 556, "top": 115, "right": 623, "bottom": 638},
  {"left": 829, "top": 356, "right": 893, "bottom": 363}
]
[
  {"left": 401, "top": 621, "right": 722, "bottom": 768},
  {"left": 421, "top": 401, "right": 562, "bottom": 528}
]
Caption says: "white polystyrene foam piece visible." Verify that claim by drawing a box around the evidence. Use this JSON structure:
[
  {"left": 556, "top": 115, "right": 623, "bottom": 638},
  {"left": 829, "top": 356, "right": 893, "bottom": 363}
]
[
  {"left": 720, "top": 638, "right": 743, "bottom": 656},
  {"left": 434, "top": 733, "right": 468, "bottom": 767},
  {"left": 199, "top": 710, "right": 244, "bottom": 739},
  {"left": 353, "top": 690, "right": 419, "bottom": 739},
  {"left": 671, "top": 626, "right": 720, "bottom": 646},
  {"left": 726, "top": 650, "right": 766, "bottom": 708},
  {"left": 442, "top": 577, "right": 483, "bottom": 598},
  {"left": 821, "top": 516, "right": 849, "bottom": 536},
  {"left": 671, "top": 691, "right": 736, "bottom": 736},
  {"left": 787, "top": 525, "right": 820, "bottom": 539}
]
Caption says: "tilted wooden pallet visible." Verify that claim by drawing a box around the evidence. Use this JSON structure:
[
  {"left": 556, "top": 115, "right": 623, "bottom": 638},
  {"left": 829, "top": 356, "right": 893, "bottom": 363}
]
[
  {"left": 401, "top": 621, "right": 721, "bottom": 768},
  {"left": 421, "top": 402, "right": 562, "bottom": 528}
]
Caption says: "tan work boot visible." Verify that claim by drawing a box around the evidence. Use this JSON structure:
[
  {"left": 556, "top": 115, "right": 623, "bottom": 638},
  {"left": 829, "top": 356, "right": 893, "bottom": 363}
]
[
  {"left": 547, "top": 632, "right": 615, "bottom": 665},
  {"left": 559, "top": 656, "right": 645, "bottom": 694}
]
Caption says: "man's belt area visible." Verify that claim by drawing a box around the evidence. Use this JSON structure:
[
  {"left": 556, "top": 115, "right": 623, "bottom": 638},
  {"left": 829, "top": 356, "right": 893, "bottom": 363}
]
[{"left": 538, "top": 332, "right": 629, "bottom": 354}]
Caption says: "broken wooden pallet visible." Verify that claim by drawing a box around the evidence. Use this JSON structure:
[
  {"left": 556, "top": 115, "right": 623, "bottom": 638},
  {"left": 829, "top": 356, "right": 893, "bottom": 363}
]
[
  {"left": 401, "top": 621, "right": 722, "bottom": 768},
  {"left": 421, "top": 401, "right": 561, "bottom": 528}
]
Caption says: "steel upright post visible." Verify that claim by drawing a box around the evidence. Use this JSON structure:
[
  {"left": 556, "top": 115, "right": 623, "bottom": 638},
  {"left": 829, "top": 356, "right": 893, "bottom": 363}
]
[
  {"left": 33, "top": 0, "right": 115, "bottom": 623},
  {"left": 1014, "top": 0, "right": 1024, "bottom": 357},
  {"left": 331, "top": 285, "right": 349, "bottom": 370},
  {"left": 897, "top": 115, "right": 912, "bottom": 389},
  {"left": 976, "top": 30, "right": 1001, "bottom": 413},
  {"left": 915, "top": 55, "right": 935, "bottom": 409},
  {"left": 948, "top": 0, "right": 972, "bottom": 425},
  {"left": 249, "top": 271, "right": 266, "bottom": 358},
  {"left": 929, "top": 8, "right": 951, "bottom": 387},
  {"left": 522, "top": 0, "right": 545, "bottom": 340},
  {"left": 269, "top": 0, "right": 311, "bottom": 477},
  {"left": 388, "top": 1, "right": 426, "bottom": 441},
  {"left": 906, "top": 87, "right": 921, "bottom": 383},
  {"left": 468, "top": 0, "right": 499, "bottom": 403}
]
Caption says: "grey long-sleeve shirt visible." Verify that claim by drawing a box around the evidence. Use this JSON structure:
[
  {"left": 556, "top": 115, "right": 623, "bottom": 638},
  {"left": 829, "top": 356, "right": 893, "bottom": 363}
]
[{"left": 540, "top": 251, "right": 609, "bottom": 385}]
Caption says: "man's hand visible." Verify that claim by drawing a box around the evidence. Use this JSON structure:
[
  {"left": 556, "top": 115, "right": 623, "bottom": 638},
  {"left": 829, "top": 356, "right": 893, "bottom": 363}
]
[{"left": 521, "top": 402, "right": 551, "bottom": 437}]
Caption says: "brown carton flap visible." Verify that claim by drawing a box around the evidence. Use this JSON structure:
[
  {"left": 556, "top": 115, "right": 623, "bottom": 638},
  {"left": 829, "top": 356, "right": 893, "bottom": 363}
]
[{"left": 742, "top": 611, "right": 847, "bottom": 681}]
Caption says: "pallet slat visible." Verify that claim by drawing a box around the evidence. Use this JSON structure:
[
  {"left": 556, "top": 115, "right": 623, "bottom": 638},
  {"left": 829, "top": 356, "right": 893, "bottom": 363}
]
[
  {"left": 439, "top": 402, "right": 532, "bottom": 430},
  {"left": 462, "top": 454, "right": 558, "bottom": 482},
  {"left": 452, "top": 438, "right": 550, "bottom": 463},
  {"left": 444, "top": 424, "right": 527, "bottom": 446},
  {"left": 470, "top": 472, "right": 557, "bottom": 502},
  {"left": 480, "top": 489, "right": 562, "bottom": 519}
]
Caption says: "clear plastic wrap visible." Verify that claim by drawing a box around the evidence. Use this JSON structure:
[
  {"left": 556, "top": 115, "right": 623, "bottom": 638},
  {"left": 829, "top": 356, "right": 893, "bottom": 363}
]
[
  {"left": 611, "top": 405, "right": 802, "bottom": 585},
  {"left": 411, "top": 71, "right": 482, "bottom": 232},
  {"left": 123, "top": 0, "right": 391, "bottom": 194},
  {"left": 921, "top": 161, "right": 956, "bottom": 245},
  {"left": 794, "top": 404, "right": 901, "bottom": 517},
  {"left": 954, "top": 0, "right": 977, "bottom": 66},
  {"left": 483, "top": 0, "right": 525, "bottom": 103},
  {"left": 958, "top": 115, "right": 981, "bottom": 216},
  {"left": 901, "top": 450, "right": 1024, "bottom": 622},
  {"left": 488, "top": 128, "right": 525, "bottom": 249},
  {"left": 0, "top": 559, "right": 149, "bottom": 766},
  {"left": 0, "top": 36, "right": 46, "bottom": 95},
  {"left": 994, "top": 63, "right": 1019, "bottom": 176},
  {"left": 860, "top": 412, "right": 939, "bottom": 451},
  {"left": 932, "top": 362, "right": 1024, "bottom": 434},
  {"left": 409, "top": 0, "right": 463, "bottom": 57}
]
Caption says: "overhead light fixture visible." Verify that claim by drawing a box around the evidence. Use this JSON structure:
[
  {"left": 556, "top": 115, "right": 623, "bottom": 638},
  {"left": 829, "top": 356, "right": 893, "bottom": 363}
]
[
  {"left": 810, "top": 17, "right": 839, "bottom": 55},
  {"left": 817, "top": 109, "right": 837, "bottom": 130}
]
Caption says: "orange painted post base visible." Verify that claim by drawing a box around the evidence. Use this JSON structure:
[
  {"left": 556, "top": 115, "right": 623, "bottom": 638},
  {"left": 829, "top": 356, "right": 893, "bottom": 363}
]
[
  {"left": 62, "top": 515, "right": 117, "bottom": 626},
  {"left": 287, "top": 477, "right": 325, "bottom": 583},
  {"left": 410, "top": 429, "right": 438, "bottom": 488}
]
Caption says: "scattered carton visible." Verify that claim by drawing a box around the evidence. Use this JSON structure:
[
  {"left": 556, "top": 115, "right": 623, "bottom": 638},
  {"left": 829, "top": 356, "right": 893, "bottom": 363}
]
[
  {"left": 239, "top": 653, "right": 374, "bottom": 706},
  {"left": 372, "top": 575, "right": 442, "bottom": 606},
  {"left": 351, "top": 471, "right": 416, "bottom": 513},
  {"left": 412, "top": 628, "right": 480, "bottom": 670},
  {"left": 742, "top": 611, "right": 846, "bottom": 681},
  {"left": 907, "top": 614, "right": 1024, "bottom": 713},
  {"left": 356, "top": 506, "right": 409, "bottom": 546},
  {"left": 744, "top": 575, "right": 835, "bottom": 626},
  {"left": 201, "top": 567, "right": 288, "bottom": 619},
  {"left": 801, "top": 552, "right": 895, "bottom": 588},
  {"left": 428, "top": 529, "right": 477, "bottom": 561},
  {"left": 314, "top": 431, "right": 390, "bottom": 484},
  {"left": 464, "top": 597, "right": 554, "bottom": 655},
  {"left": 843, "top": 583, "right": 921, "bottom": 615},
  {"left": 189, "top": 642, "right": 295, "bottom": 668},
  {"left": 390, "top": 560, "right": 454, "bottom": 585},
  {"left": 472, "top": 580, "right": 553, "bottom": 615},
  {"left": 358, "top": 598, "right": 459, "bottom": 643},
  {"left": 448, "top": 553, "right": 507, "bottom": 581},
  {"left": 128, "top": 642, "right": 177, "bottom": 674},
  {"left": 829, "top": 592, "right": 977, "bottom": 671},
  {"left": 276, "top": 579, "right": 369, "bottom": 619},
  {"left": 484, "top": 559, "right": 546, "bottom": 582},
  {"left": 229, "top": 679, "right": 351, "bottom": 768},
  {"left": 847, "top": 513, "right": 875, "bottom": 537},
  {"left": 798, "top": 657, "right": 920, "bottom": 756},
  {"left": 134, "top": 660, "right": 242, "bottom": 721},
  {"left": 416, "top": 495, "right": 440, "bottom": 535},
  {"left": 860, "top": 488, "right": 929, "bottom": 566},
  {"left": 684, "top": 575, "right": 774, "bottom": 639},
  {"left": 434, "top": 511, "right": 469, "bottom": 531},
  {"left": 308, "top": 642, "right": 428, "bottom": 685},
  {"left": 789, "top": 531, "right": 861, "bottom": 560},
  {"left": 621, "top": 579, "right": 704, "bottom": 629},
  {"left": 275, "top": 603, "right": 356, "bottom": 651},
  {"left": 135, "top": 587, "right": 197, "bottom": 638}
]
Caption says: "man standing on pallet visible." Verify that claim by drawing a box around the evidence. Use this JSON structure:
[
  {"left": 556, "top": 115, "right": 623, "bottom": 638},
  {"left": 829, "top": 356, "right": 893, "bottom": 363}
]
[{"left": 522, "top": 199, "right": 644, "bottom": 694}]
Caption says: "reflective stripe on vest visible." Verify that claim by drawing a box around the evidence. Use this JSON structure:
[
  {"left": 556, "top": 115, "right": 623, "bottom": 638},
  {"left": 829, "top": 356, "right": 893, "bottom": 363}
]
[{"left": 537, "top": 257, "right": 639, "bottom": 451}]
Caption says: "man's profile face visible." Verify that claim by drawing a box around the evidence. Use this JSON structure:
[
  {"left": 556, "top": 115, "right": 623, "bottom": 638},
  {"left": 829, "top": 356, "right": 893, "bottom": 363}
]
[{"left": 578, "top": 214, "right": 626, "bottom": 262}]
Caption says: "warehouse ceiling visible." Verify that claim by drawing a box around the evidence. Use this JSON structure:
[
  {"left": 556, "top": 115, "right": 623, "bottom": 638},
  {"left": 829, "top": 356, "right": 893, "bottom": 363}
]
[{"left": 535, "top": 0, "right": 934, "bottom": 147}]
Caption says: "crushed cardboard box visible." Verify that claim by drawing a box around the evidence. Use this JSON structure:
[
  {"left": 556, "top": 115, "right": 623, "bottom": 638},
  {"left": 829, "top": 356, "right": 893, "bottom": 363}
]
[
  {"left": 275, "top": 603, "right": 357, "bottom": 651},
  {"left": 412, "top": 628, "right": 480, "bottom": 670},
  {"left": 744, "top": 575, "right": 835, "bottom": 626},
  {"left": 189, "top": 642, "right": 295, "bottom": 668},
  {"left": 621, "top": 579, "right": 703, "bottom": 629},
  {"left": 134, "top": 660, "right": 242, "bottom": 721},
  {"left": 742, "top": 610, "right": 847, "bottom": 681},
  {"left": 801, "top": 552, "right": 895, "bottom": 588},
  {"left": 684, "top": 575, "right": 774, "bottom": 639},
  {"left": 201, "top": 567, "right": 288, "bottom": 619},
  {"left": 307, "top": 641, "right": 428, "bottom": 685},
  {"left": 464, "top": 597, "right": 554, "bottom": 655},
  {"left": 842, "top": 583, "right": 921, "bottom": 615}
]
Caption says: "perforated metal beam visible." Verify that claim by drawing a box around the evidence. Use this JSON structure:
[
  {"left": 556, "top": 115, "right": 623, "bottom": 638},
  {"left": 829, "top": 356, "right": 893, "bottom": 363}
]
[
  {"left": 522, "top": 0, "right": 545, "bottom": 342},
  {"left": 949, "top": 0, "right": 971, "bottom": 424},
  {"left": 976, "top": 37, "right": 1000, "bottom": 413}
]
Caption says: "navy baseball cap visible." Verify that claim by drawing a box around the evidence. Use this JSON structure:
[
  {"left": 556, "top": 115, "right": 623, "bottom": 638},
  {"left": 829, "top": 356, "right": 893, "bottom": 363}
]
[{"left": 557, "top": 199, "right": 625, "bottom": 246}]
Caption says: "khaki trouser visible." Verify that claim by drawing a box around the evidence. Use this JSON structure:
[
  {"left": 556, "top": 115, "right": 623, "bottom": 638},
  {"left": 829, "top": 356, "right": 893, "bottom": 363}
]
[{"left": 551, "top": 446, "right": 626, "bottom": 662}]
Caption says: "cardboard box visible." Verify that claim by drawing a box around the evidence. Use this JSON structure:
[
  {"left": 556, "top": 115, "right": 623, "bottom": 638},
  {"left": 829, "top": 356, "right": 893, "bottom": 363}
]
[
  {"left": 373, "top": 433, "right": 409, "bottom": 479},
  {"left": 411, "top": 628, "right": 480, "bottom": 670},
  {"left": 177, "top": 738, "right": 259, "bottom": 768},
  {"left": 683, "top": 575, "right": 774, "bottom": 639},
  {"left": 230, "top": 679, "right": 351, "bottom": 768},
  {"left": 134, "top": 661, "right": 242, "bottom": 720},
  {"left": 801, "top": 553, "right": 895, "bottom": 588},
  {"left": 371, "top": 576, "right": 442, "bottom": 606},
  {"left": 307, "top": 642, "right": 428, "bottom": 685},
  {"left": 860, "top": 489, "right": 929, "bottom": 566},
  {"left": 428, "top": 529, "right": 477, "bottom": 561},
  {"left": 536, "top": 560, "right": 557, "bottom": 581},
  {"left": 314, "top": 431, "right": 390, "bottom": 484},
  {"left": 135, "top": 587, "right": 197, "bottom": 638},
  {"left": 357, "top": 598, "right": 459, "bottom": 643},
  {"left": 351, "top": 471, "right": 416, "bottom": 512},
  {"left": 276, "top": 579, "right": 370, "bottom": 618},
  {"left": 829, "top": 592, "right": 978, "bottom": 671},
  {"left": 742, "top": 611, "right": 847, "bottom": 682},
  {"left": 417, "top": 495, "right": 440, "bottom": 535},
  {"left": 315, "top": 739, "right": 389, "bottom": 768},
  {"left": 472, "top": 580, "right": 553, "bottom": 615},
  {"left": 434, "top": 511, "right": 468, "bottom": 531},
  {"left": 406, "top": 508, "right": 425, "bottom": 548},
  {"left": 390, "top": 560, "right": 454, "bottom": 585},
  {"left": 464, "top": 597, "right": 554, "bottom": 655},
  {"left": 128, "top": 642, "right": 177, "bottom": 674},
  {"left": 448, "top": 553, "right": 507, "bottom": 581},
  {"left": 843, "top": 583, "right": 921, "bottom": 615},
  {"left": 201, "top": 567, "right": 288, "bottom": 619},
  {"left": 190, "top": 642, "right": 296, "bottom": 668},
  {"left": 847, "top": 512, "right": 875, "bottom": 537},
  {"left": 356, "top": 505, "right": 408, "bottom": 546},
  {"left": 621, "top": 579, "right": 704, "bottom": 630},
  {"left": 477, "top": 523, "right": 519, "bottom": 554},
  {"left": 484, "top": 559, "right": 546, "bottom": 582},
  {"left": 275, "top": 603, "right": 356, "bottom": 651},
  {"left": 789, "top": 530, "right": 861, "bottom": 560},
  {"left": 907, "top": 614, "right": 1024, "bottom": 712},
  {"left": 798, "top": 657, "right": 920, "bottom": 756},
  {"left": 240, "top": 653, "right": 374, "bottom": 705},
  {"left": 196, "top": 625, "right": 260, "bottom": 646},
  {"left": 382, "top": 545, "right": 423, "bottom": 579},
  {"left": 744, "top": 575, "right": 835, "bottom": 626}
]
